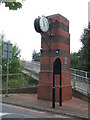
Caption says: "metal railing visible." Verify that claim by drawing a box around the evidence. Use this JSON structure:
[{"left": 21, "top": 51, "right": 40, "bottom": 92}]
[
  {"left": 70, "top": 68, "right": 90, "bottom": 79},
  {"left": 70, "top": 68, "right": 90, "bottom": 95}
]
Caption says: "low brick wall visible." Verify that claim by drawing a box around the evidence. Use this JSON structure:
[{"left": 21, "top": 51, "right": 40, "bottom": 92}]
[{"left": 2, "top": 87, "right": 37, "bottom": 94}]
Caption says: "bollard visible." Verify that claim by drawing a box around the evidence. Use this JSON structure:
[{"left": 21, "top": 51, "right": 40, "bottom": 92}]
[{"left": 52, "top": 87, "right": 55, "bottom": 108}]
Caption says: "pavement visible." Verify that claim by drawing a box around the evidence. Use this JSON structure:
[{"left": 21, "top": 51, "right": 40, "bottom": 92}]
[{"left": 2, "top": 94, "right": 89, "bottom": 119}]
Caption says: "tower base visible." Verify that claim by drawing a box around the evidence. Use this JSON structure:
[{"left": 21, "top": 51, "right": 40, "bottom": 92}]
[{"left": 38, "top": 85, "right": 72, "bottom": 102}]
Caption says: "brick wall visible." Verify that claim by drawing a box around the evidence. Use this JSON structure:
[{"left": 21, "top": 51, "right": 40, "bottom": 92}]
[
  {"left": 38, "top": 14, "right": 72, "bottom": 102},
  {"left": 2, "top": 87, "right": 37, "bottom": 94}
]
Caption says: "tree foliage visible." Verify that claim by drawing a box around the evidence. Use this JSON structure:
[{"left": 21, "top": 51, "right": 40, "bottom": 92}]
[
  {"left": 9, "top": 43, "right": 22, "bottom": 73},
  {"left": 32, "top": 50, "right": 40, "bottom": 62},
  {"left": 71, "top": 24, "right": 90, "bottom": 71},
  {"left": 5, "top": 2, "right": 22, "bottom": 10},
  {"left": 0, "top": 34, "right": 22, "bottom": 74},
  {"left": 70, "top": 52, "right": 80, "bottom": 69},
  {"left": 88, "top": 23, "right": 90, "bottom": 71},
  {"left": 0, "top": 1, "right": 22, "bottom": 10},
  {"left": 79, "top": 23, "right": 90, "bottom": 71}
]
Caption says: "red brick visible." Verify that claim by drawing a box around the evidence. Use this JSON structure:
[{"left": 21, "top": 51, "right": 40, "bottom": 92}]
[
  {"left": 38, "top": 85, "right": 72, "bottom": 102},
  {"left": 40, "top": 56, "right": 70, "bottom": 65},
  {"left": 38, "top": 85, "right": 52, "bottom": 100},
  {"left": 47, "top": 14, "right": 69, "bottom": 26},
  {"left": 41, "top": 42, "right": 70, "bottom": 52},
  {"left": 51, "top": 28, "right": 70, "bottom": 39},
  {"left": 38, "top": 14, "right": 72, "bottom": 102},
  {"left": 39, "top": 72, "right": 53, "bottom": 85}
]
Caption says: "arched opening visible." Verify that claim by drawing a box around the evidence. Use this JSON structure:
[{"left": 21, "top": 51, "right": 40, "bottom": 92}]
[{"left": 52, "top": 57, "right": 62, "bottom": 108}]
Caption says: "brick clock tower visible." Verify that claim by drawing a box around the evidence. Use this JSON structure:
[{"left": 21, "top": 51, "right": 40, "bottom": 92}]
[{"left": 34, "top": 14, "right": 72, "bottom": 102}]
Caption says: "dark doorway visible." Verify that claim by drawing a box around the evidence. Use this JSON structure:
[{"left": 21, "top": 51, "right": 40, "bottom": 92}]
[{"left": 52, "top": 57, "right": 62, "bottom": 108}]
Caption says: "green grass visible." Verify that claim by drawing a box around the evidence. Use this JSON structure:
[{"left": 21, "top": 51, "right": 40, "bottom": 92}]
[{"left": 2, "top": 74, "right": 38, "bottom": 89}]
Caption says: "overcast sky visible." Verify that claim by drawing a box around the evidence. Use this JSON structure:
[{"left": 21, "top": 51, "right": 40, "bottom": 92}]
[{"left": 0, "top": 0, "right": 89, "bottom": 61}]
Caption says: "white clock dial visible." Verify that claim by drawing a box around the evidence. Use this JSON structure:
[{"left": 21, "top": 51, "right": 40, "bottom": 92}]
[{"left": 39, "top": 16, "right": 49, "bottom": 32}]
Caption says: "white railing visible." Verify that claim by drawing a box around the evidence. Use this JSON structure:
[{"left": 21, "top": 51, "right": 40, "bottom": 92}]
[
  {"left": 70, "top": 68, "right": 90, "bottom": 79},
  {"left": 70, "top": 68, "right": 90, "bottom": 95}
]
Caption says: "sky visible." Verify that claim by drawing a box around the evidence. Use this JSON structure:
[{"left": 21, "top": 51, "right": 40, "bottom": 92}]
[{"left": 0, "top": 0, "right": 89, "bottom": 61}]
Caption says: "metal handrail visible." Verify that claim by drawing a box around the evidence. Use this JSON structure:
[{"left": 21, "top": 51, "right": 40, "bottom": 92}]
[{"left": 71, "top": 73, "right": 89, "bottom": 80}]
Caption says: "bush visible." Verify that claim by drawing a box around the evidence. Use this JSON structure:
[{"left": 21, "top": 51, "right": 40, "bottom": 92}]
[{"left": 2, "top": 74, "right": 38, "bottom": 89}]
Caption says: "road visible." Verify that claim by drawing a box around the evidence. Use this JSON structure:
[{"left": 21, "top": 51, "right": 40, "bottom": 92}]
[{"left": 1, "top": 103, "right": 70, "bottom": 119}]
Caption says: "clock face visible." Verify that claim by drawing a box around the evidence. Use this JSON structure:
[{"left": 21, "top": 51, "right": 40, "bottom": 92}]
[{"left": 39, "top": 17, "right": 49, "bottom": 32}]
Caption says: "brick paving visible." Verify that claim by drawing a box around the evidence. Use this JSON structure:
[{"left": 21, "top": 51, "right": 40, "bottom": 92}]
[{"left": 2, "top": 94, "right": 88, "bottom": 119}]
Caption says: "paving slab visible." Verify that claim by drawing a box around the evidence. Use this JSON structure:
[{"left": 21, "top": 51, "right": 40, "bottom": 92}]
[{"left": 2, "top": 94, "right": 88, "bottom": 119}]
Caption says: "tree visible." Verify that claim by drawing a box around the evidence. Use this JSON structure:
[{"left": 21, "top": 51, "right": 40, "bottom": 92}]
[
  {"left": 88, "top": 23, "right": 90, "bottom": 71},
  {"left": 70, "top": 24, "right": 90, "bottom": 71},
  {"left": 0, "top": 34, "right": 3, "bottom": 74},
  {"left": 9, "top": 43, "right": 22, "bottom": 73},
  {"left": 0, "top": 34, "right": 22, "bottom": 74},
  {"left": 79, "top": 23, "right": 90, "bottom": 71},
  {"left": 0, "top": 1, "right": 23, "bottom": 10},
  {"left": 70, "top": 52, "right": 81, "bottom": 69},
  {"left": 32, "top": 50, "right": 40, "bottom": 62}
]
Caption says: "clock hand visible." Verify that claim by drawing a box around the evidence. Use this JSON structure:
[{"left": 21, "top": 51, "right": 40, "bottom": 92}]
[{"left": 43, "top": 20, "right": 45, "bottom": 28}]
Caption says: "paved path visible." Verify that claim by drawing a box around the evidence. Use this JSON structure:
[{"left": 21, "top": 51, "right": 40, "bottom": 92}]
[{"left": 2, "top": 94, "right": 88, "bottom": 119}]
